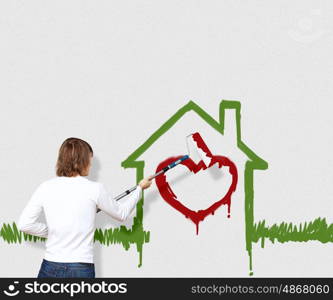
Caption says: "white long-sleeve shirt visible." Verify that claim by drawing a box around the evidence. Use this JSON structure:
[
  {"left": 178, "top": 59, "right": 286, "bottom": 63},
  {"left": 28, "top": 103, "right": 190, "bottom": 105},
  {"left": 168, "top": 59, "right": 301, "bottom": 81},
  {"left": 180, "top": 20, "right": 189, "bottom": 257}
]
[{"left": 17, "top": 176, "right": 142, "bottom": 263}]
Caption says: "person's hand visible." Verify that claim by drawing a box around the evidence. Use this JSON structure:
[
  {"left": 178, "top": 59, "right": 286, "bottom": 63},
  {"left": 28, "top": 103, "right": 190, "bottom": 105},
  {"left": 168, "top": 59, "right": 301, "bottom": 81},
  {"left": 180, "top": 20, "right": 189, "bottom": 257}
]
[{"left": 139, "top": 176, "right": 153, "bottom": 190}]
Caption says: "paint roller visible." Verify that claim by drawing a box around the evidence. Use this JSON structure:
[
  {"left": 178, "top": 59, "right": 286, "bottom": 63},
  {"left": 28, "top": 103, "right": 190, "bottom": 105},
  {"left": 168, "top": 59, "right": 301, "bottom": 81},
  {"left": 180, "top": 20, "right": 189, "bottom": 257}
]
[{"left": 96, "top": 132, "right": 210, "bottom": 212}]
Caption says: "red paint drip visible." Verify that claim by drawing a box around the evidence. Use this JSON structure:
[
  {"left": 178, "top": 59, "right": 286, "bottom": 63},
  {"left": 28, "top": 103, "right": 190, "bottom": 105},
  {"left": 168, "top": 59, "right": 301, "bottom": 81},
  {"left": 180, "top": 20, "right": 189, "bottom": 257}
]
[{"left": 155, "top": 132, "right": 238, "bottom": 235}]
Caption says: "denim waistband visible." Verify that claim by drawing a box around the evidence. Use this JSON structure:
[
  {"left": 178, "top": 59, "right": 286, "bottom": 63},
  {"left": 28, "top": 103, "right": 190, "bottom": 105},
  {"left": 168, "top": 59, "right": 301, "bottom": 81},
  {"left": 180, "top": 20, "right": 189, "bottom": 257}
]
[{"left": 43, "top": 259, "right": 94, "bottom": 267}]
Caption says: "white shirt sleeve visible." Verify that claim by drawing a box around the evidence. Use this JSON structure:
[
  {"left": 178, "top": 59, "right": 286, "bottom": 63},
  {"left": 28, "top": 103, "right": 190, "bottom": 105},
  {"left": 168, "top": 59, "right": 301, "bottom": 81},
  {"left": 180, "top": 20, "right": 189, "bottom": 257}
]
[
  {"left": 17, "top": 183, "right": 48, "bottom": 238},
  {"left": 96, "top": 183, "right": 143, "bottom": 222}
]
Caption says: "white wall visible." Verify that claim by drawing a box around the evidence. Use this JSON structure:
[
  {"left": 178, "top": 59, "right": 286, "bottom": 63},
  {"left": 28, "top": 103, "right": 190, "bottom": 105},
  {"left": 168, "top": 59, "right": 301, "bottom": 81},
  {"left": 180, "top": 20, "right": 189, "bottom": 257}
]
[{"left": 0, "top": 0, "right": 332, "bottom": 277}]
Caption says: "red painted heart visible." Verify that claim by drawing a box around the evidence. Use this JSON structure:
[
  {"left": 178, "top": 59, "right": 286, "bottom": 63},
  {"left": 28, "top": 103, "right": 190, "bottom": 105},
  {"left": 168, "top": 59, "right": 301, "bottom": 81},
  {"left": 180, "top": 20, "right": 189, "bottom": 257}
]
[{"left": 155, "top": 133, "right": 238, "bottom": 234}]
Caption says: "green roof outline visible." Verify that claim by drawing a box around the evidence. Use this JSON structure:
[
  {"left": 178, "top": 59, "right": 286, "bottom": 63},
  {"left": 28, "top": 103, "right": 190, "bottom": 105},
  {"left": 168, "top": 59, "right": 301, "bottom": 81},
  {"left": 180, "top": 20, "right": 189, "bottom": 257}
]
[{"left": 122, "top": 100, "right": 268, "bottom": 169}]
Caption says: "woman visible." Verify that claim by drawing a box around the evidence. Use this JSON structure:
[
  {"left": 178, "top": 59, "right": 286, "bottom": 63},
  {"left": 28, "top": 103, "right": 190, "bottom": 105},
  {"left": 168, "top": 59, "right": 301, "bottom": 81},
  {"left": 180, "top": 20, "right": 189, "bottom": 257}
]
[{"left": 17, "top": 137, "right": 152, "bottom": 278}]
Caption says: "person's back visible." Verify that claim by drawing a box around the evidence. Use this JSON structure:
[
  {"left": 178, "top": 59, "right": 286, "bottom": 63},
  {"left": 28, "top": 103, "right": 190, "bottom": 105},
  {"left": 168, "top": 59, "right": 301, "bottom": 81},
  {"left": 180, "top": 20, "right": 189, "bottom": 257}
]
[
  {"left": 17, "top": 137, "right": 152, "bottom": 278},
  {"left": 42, "top": 176, "right": 99, "bottom": 263}
]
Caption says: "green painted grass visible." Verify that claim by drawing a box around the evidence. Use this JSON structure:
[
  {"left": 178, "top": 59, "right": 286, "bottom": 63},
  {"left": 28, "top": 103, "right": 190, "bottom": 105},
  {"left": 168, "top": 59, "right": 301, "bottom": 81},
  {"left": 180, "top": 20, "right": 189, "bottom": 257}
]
[
  {"left": 0, "top": 222, "right": 46, "bottom": 243},
  {"left": 252, "top": 217, "right": 333, "bottom": 248},
  {"left": 0, "top": 221, "right": 150, "bottom": 267},
  {"left": 4, "top": 217, "right": 333, "bottom": 253}
]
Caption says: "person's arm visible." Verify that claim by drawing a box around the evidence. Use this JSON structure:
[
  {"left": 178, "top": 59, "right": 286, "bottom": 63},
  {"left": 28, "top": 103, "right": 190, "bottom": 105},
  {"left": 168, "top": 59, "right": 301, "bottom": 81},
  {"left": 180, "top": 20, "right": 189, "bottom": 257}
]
[
  {"left": 96, "top": 183, "right": 143, "bottom": 222},
  {"left": 17, "top": 183, "right": 48, "bottom": 238}
]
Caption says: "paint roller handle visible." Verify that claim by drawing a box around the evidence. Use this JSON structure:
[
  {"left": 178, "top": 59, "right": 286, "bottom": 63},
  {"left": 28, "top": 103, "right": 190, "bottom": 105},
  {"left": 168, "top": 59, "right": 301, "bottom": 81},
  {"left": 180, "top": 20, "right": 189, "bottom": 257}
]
[
  {"left": 102, "top": 177, "right": 152, "bottom": 202},
  {"left": 113, "top": 155, "right": 188, "bottom": 201},
  {"left": 96, "top": 177, "right": 153, "bottom": 212},
  {"left": 96, "top": 185, "right": 140, "bottom": 213},
  {"left": 96, "top": 156, "right": 188, "bottom": 212},
  {"left": 162, "top": 154, "right": 189, "bottom": 172}
]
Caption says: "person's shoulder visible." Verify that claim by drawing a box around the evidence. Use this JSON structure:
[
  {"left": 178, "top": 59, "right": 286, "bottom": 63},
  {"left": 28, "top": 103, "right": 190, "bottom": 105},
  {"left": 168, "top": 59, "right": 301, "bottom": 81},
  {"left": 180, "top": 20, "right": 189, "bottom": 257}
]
[
  {"left": 39, "top": 176, "right": 101, "bottom": 191},
  {"left": 80, "top": 177, "right": 102, "bottom": 191},
  {"left": 30, "top": 177, "right": 56, "bottom": 193},
  {"left": 41, "top": 176, "right": 60, "bottom": 185},
  {"left": 81, "top": 178, "right": 105, "bottom": 201}
]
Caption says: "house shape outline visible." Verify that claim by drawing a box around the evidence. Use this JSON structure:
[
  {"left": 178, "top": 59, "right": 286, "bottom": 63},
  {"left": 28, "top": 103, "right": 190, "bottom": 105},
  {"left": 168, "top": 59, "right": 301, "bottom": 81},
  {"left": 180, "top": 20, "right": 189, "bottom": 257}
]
[{"left": 122, "top": 100, "right": 268, "bottom": 274}]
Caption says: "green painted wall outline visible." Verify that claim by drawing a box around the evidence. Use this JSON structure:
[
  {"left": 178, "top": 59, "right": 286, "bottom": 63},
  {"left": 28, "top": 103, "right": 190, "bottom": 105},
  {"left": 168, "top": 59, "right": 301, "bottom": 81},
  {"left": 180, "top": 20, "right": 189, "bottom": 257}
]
[{"left": 1, "top": 100, "right": 333, "bottom": 275}]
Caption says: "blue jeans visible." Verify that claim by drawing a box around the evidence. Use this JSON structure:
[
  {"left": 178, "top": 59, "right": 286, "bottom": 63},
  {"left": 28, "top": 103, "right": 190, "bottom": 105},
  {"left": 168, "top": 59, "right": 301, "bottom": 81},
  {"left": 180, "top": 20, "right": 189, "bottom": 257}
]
[{"left": 37, "top": 259, "right": 95, "bottom": 278}]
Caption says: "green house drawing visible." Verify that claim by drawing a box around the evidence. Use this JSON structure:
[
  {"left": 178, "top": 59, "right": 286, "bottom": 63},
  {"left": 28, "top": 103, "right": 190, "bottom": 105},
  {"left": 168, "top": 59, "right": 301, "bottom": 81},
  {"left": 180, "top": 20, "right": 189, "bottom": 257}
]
[{"left": 120, "top": 100, "right": 268, "bottom": 273}]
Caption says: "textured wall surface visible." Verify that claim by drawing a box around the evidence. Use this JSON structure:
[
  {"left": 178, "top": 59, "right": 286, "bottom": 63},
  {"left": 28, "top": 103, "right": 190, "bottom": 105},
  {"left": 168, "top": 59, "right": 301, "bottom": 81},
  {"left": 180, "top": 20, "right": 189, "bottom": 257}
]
[{"left": 0, "top": 0, "right": 332, "bottom": 277}]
